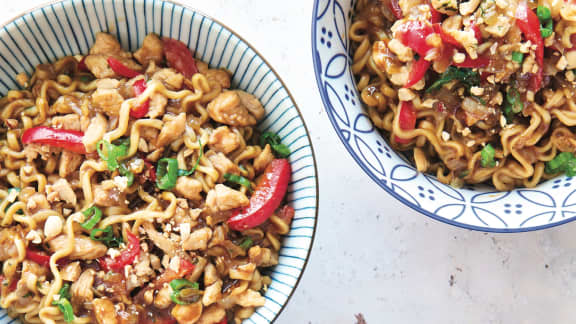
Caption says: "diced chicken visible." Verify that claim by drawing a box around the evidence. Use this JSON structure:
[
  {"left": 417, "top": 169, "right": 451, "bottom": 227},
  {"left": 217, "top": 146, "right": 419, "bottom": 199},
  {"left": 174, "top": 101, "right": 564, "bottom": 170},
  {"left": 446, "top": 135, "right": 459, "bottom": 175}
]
[
  {"left": 23, "top": 143, "right": 57, "bottom": 161},
  {"left": 154, "top": 286, "right": 172, "bottom": 309},
  {"left": 202, "top": 280, "right": 222, "bottom": 307},
  {"left": 232, "top": 289, "right": 266, "bottom": 307},
  {"left": 26, "top": 193, "right": 50, "bottom": 214},
  {"left": 156, "top": 113, "right": 186, "bottom": 147},
  {"left": 83, "top": 113, "right": 108, "bottom": 153},
  {"left": 248, "top": 246, "right": 278, "bottom": 267},
  {"left": 206, "top": 152, "right": 238, "bottom": 176},
  {"left": 52, "top": 95, "right": 81, "bottom": 114},
  {"left": 93, "top": 298, "right": 118, "bottom": 324},
  {"left": 51, "top": 114, "right": 81, "bottom": 131},
  {"left": 387, "top": 39, "right": 413, "bottom": 63},
  {"left": 171, "top": 301, "right": 203, "bottom": 324},
  {"left": 152, "top": 68, "right": 184, "bottom": 90},
  {"left": 207, "top": 90, "right": 265, "bottom": 127},
  {"left": 204, "top": 263, "right": 219, "bottom": 286},
  {"left": 59, "top": 151, "right": 83, "bottom": 178},
  {"left": 147, "top": 93, "right": 168, "bottom": 119},
  {"left": 133, "top": 253, "right": 155, "bottom": 278},
  {"left": 484, "top": 16, "right": 511, "bottom": 38},
  {"left": 205, "top": 69, "right": 231, "bottom": 89},
  {"left": 90, "top": 33, "right": 131, "bottom": 58},
  {"left": 84, "top": 55, "right": 115, "bottom": 79},
  {"left": 46, "top": 178, "right": 77, "bottom": 205},
  {"left": 208, "top": 126, "right": 240, "bottom": 154},
  {"left": 93, "top": 180, "right": 124, "bottom": 207},
  {"left": 49, "top": 235, "right": 107, "bottom": 260},
  {"left": 197, "top": 304, "right": 226, "bottom": 324},
  {"left": 91, "top": 79, "right": 125, "bottom": 116},
  {"left": 254, "top": 144, "right": 274, "bottom": 173},
  {"left": 174, "top": 177, "right": 203, "bottom": 201},
  {"left": 182, "top": 227, "right": 212, "bottom": 251},
  {"left": 205, "top": 184, "right": 249, "bottom": 212},
  {"left": 143, "top": 222, "right": 176, "bottom": 256},
  {"left": 60, "top": 261, "right": 81, "bottom": 282},
  {"left": 229, "top": 263, "right": 256, "bottom": 281},
  {"left": 0, "top": 227, "right": 22, "bottom": 261},
  {"left": 71, "top": 269, "right": 95, "bottom": 305},
  {"left": 134, "top": 34, "right": 164, "bottom": 66}
]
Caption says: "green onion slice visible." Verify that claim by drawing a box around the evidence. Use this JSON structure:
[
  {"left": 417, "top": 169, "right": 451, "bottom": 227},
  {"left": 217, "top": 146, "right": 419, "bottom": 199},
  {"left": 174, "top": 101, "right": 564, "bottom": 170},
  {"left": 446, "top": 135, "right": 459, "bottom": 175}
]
[
  {"left": 52, "top": 283, "right": 74, "bottom": 323},
  {"left": 90, "top": 226, "right": 122, "bottom": 248},
  {"left": 97, "top": 139, "right": 129, "bottom": 171},
  {"left": 178, "top": 139, "right": 204, "bottom": 177},
  {"left": 537, "top": 6, "right": 551, "bottom": 22},
  {"left": 169, "top": 279, "right": 200, "bottom": 305},
  {"left": 511, "top": 51, "right": 524, "bottom": 63},
  {"left": 481, "top": 144, "right": 496, "bottom": 168},
  {"left": 80, "top": 206, "right": 102, "bottom": 230},
  {"left": 224, "top": 173, "right": 252, "bottom": 190},
  {"left": 239, "top": 237, "right": 253, "bottom": 250},
  {"left": 260, "top": 132, "right": 290, "bottom": 158},
  {"left": 119, "top": 164, "right": 135, "bottom": 187},
  {"left": 545, "top": 152, "right": 576, "bottom": 176}
]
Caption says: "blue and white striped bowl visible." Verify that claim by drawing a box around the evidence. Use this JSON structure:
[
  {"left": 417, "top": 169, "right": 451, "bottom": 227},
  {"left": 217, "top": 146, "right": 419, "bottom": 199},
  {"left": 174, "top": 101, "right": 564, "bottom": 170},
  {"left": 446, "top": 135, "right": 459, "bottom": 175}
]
[{"left": 0, "top": 0, "right": 318, "bottom": 323}]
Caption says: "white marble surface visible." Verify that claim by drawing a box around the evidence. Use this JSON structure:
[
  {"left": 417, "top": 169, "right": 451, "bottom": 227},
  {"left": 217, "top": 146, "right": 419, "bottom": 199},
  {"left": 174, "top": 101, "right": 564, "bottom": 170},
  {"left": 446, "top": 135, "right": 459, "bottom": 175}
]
[{"left": 3, "top": 1, "right": 576, "bottom": 323}]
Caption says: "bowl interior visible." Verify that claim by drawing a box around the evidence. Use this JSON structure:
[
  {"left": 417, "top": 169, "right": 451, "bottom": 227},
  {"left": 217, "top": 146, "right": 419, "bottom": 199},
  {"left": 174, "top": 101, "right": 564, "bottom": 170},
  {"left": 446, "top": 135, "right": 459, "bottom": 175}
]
[
  {"left": 312, "top": 0, "right": 575, "bottom": 232},
  {"left": 0, "top": 0, "right": 318, "bottom": 322}
]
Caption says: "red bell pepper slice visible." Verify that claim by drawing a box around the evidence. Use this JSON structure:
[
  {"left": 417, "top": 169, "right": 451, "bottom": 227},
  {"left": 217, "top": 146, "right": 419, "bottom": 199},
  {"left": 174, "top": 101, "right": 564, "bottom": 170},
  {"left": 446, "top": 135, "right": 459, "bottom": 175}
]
[
  {"left": 77, "top": 56, "right": 88, "bottom": 72},
  {"left": 389, "top": 0, "right": 403, "bottom": 19},
  {"left": 153, "top": 258, "right": 195, "bottom": 289},
  {"left": 453, "top": 55, "right": 491, "bottom": 68},
  {"left": 405, "top": 58, "right": 431, "bottom": 88},
  {"left": 26, "top": 248, "right": 51, "bottom": 267},
  {"left": 163, "top": 38, "right": 199, "bottom": 79},
  {"left": 471, "top": 23, "right": 483, "bottom": 44},
  {"left": 107, "top": 57, "right": 142, "bottom": 78},
  {"left": 22, "top": 126, "right": 86, "bottom": 154},
  {"left": 100, "top": 231, "right": 140, "bottom": 272},
  {"left": 515, "top": 2, "right": 543, "bottom": 91},
  {"left": 426, "top": 0, "right": 442, "bottom": 24},
  {"left": 228, "top": 159, "right": 291, "bottom": 231},
  {"left": 131, "top": 79, "right": 150, "bottom": 118},
  {"left": 394, "top": 102, "right": 417, "bottom": 144},
  {"left": 396, "top": 20, "right": 435, "bottom": 56},
  {"left": 433, "top": 24, "right": 461, "bottom": 48}
]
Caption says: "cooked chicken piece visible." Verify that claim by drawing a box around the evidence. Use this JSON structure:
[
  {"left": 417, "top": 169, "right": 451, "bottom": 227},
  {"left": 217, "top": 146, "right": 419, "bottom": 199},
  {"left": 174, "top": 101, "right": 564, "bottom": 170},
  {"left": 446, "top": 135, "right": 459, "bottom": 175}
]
[
  {"left": 208, "top": 126, "right": 240, "bottom": 154},
  {"left": 205, "top": 69, "right": 231, "bottom": 89},
  {"left": 46, "top": 178, "right": 77, "bottom": 205},
  {"left": 26, "top": 193, "right": 50, "bottom": 214},
  {"left": 197, "top": 304, "right": 226, "bottom": 324},
  {"left": 152, "top": 68, "right": 184, "bottom": 90},
  {"left": 156, "top": 113, "right": 186, "bottom": 147},
  {"left": 51, "top": 113, "right": 81, "bottom": 131},
  {"left": 174, "top": 177, "right": 203, "bottom": 201},
  {"left": 154, "top": 286, "right": 172, "bottom": 309},
  {"left": 52, "top": 95, "right": 81, "bottom": 114},
  {"left": 171, "top": 301, "right": 203, "bottom": 324},
  {"left": 248, "top": 246, "right": 278, "bottom": 267},
  {"left": 147, "top": 93, "right": 168, "bottom": 119},
  {"left": 206, "top": 152, "right": 238, "bottom": 177},
  {"left": 93, "top": 180, "right": 123, "bottom": 207},
  {"left": 229, "top": 263, "right": 256, "bottom": 281},
  {"left": 85, "top": 55, "right": 142, "bottom": 79},
  {"left": 90, "top": 33, "right": 131, "bottom": 58},
  {"left": 203, "top": 263, "right": 219, "bottom": 286},
  {"left": 60, "top": 261, "right": 81, "bottom": 282},
  {"left": 182, "top": 227, "right": 212, "bottom": 251},
  {"left": 134, "top": 33, "right": 164, "bottom": 65},
  {"left": 205, "top": 184, "right": 249, "bottom": 212},
  {"left": 91, "top": 79, "right": 125, "bottom": 116},
  {"left": 49, "top": 235, "right": 107, "bottom": 260},
  {"left": 254, "top": 144, "right": 274, "bottom": 173},
  {"left": 207, "top": 90, "right": 265, "bottom": 127},
  {"left": 232, "top": 289, "right": 266, "bottom": 307},
  {"left": 23, "top": 143, "right": 57, "bottom": 161},
  {"left": 0, "top": 227, "right": 22, "bottom": 261},
  {"left": 93, "top": 298, "right": 118, "bottom": 324},
  {"left": 59, "top": 151, "right": 83, "bottom": 178},
  {"left": 71, "top": 269, "right": 95, "bottom": 305},
  {"left": 202, "top": 280, "right": 222, "bottom": 307},
  {"left": 82, "top": 113, "right": 107, "bottom": 153},
  {"left": 143, "top": 222, "right": 176, "bottom": 256}
]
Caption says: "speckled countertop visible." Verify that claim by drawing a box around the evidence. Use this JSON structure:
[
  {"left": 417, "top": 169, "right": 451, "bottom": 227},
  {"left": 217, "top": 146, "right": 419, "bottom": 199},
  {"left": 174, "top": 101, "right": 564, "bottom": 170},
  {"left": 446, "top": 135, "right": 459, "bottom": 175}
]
[{"left": 3, "top": 1, "right": 576, "bottom": 323}]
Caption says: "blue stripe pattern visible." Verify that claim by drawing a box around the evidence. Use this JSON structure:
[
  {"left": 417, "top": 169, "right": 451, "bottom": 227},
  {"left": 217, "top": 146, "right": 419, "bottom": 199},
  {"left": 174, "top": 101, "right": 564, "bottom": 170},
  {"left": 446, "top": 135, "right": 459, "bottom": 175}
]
[{"left": 0, "top": 0, "right": 318, "bottom": 323}]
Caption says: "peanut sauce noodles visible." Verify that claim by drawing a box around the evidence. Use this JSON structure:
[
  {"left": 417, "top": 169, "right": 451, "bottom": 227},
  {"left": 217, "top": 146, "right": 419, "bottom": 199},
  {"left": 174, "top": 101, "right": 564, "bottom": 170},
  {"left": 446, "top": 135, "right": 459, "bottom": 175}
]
[
  {"left": 0, "top": 32, "right": 294, "bottom": 324},
  {"left": 350, "top": 0, "right": 576, "bottom": 190}
]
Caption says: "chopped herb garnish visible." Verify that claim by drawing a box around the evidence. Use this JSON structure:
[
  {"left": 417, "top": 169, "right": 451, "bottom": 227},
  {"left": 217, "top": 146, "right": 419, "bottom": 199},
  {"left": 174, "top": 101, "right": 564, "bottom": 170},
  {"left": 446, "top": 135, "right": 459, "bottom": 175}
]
[
  {"left": 503, "top": 87, "right": 523, "bottom": 120},
  {"left": 511, "top": 51, "right": 524, "bottom": 63},
  {"left": 426, "top": 66, "right": 480, "bottom": 94},
  {"left": 481, "top": 144, "right": 496, "bottom": 168},
  {"left": 52, "top": 283, "right": 74, "bottom": 323},
  {"left": 537, "top": 6, "right": 554, "bottom": 38},
  {"left": 545, "top": 152, "right": 576, "bottom": 176},
  {"left": 239, "top": 237, "right": 254, "bottom": 250},
  {"left": 90, "top": 226, "right": 122, "bottom": 248},
  {"left": 260, "top": 132, "right": 290, "bottom": 158}
]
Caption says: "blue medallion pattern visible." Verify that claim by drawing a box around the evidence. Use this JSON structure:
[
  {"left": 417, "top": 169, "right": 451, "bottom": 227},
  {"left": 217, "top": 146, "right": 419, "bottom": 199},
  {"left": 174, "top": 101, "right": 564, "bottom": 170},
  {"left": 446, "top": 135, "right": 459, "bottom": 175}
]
[
  {"left": 312, "top": 0, "right": 576, "bottom": 232},
  {"left": 0, "top": 0, "right": 318, "bottom": 323}
]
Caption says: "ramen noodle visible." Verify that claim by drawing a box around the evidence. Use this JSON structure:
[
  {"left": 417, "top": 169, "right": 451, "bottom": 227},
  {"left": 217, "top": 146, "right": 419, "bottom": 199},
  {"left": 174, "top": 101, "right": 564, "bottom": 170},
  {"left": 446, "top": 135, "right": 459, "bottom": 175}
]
[
  {"left": 350, "top": 0, "right": 576, "bottom": 190},
  {"left": 0, "top": 32, "right": 294, "bottom": 324}
]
